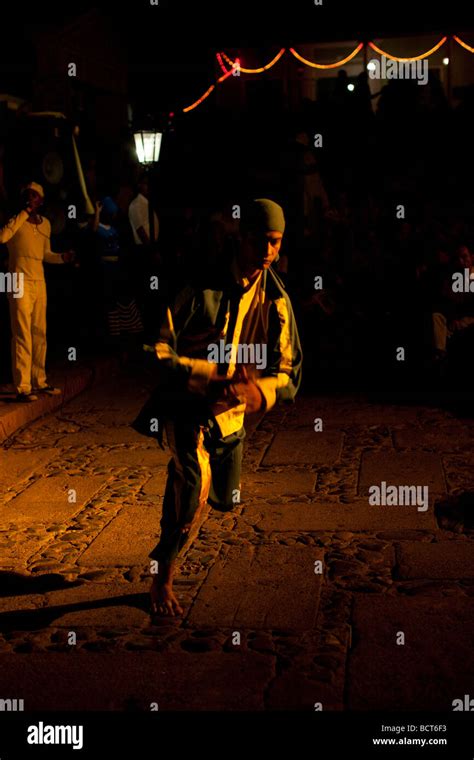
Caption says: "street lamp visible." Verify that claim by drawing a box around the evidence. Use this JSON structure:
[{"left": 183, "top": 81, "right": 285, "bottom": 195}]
[
  {"left": 133, "top": 128, "right": 162, "bottom": 245},
  {"left": 133, "top": 130, "right": 162, "bottom": 165}
]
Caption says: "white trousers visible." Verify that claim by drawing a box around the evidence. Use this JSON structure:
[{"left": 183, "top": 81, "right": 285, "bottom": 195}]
[
  {"left": 8, "top": 278, "right": 48, "bottom": 394},
  {"left": 432, "top": 312, "right": 450, "bottom": 353}
]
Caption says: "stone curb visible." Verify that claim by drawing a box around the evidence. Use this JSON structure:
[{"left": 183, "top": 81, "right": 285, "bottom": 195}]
[{"left": 0, "top": 356, "right": 119, "bottom": 444}]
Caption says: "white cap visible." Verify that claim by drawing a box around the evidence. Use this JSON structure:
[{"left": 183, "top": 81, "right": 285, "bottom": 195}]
[{"left": 25, "top": 182, "right": 45, "bottom": 199}]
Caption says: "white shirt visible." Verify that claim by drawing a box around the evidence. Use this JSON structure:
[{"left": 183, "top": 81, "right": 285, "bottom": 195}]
[
  {"left": 0, "top": 210, "right": 63, "bottom": 280},
  {"left": 128, "top": 193, "right": 159, "bottom": 245}
]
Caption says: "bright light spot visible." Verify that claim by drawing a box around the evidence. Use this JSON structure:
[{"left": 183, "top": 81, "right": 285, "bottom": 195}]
[
  {"left": 347, "top": 83, "right": 355, "bottom": 91},
  {"left": 367, "top": 61, "right": 377, "bottom": 71},
  {"left": 443, "top": 57, "right": 449, "bottom": 65},
  {"left": 134, "top": 131, "right": 162, "bottom": 165}
]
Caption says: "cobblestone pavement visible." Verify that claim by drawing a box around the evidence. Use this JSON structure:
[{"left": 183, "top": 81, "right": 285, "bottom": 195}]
[{"left": 1, "top": 366, "right": 473, "bottom": 710}]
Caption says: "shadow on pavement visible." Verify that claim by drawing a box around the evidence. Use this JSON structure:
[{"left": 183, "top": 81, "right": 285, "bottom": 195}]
[
  {"left": 0, "top": 570, "right": 83, "bottom": 597},
  {"left": 0, "top": 591, "right": 149, "bottom": 631}
]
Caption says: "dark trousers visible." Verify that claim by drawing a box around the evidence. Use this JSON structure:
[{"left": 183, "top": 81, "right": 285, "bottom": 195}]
[{"left": 149, "top": 418, "right": 245, "bottom": 563}]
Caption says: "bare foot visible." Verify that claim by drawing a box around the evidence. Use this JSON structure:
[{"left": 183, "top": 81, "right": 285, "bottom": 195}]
[{"left": 150, "top": 577, "right": 183, "bottom": 617}]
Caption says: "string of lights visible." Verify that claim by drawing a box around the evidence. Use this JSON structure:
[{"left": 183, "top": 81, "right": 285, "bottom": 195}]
[
  {"left": 453, "top": 35, "right": 474, "bottom": 54},
  {"left": 368, "top": 37, "right": 448, "bottom": 61},
  {"left": 182, "top": 66, "right": 234, "bottom": 113},
  {"left": 289, "top": 43, "right": 363, "bottom": 69},
  {"left": 221, "top": 48, "right": 286, "bottom": 73},
  {"left": 216, "top": 52, "right": 230, "bottom": 75},
  {"left": 181, "top": 36, "right": 474, "bottom": 113}
]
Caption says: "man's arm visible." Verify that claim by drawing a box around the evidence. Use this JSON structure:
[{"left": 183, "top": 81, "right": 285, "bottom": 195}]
[
  {"left": 130, "top": 202, "right": 158, "bottom": 245},
  {"left": 42, "top": 219, "right": 66, "bottom": 264},
  {"left": 450, "top": 316, "right": 474, "bottom": 330},
  {"left": 136, "top": 226, "right": 150, "bottom": 246},
  {"left": 130, "top": 200, "right": 150, "bottom": 245},
  {"left": 149, "top": 289, "right": 222, "bottom": 395},
  {"left": 254, "top": 295, "right": 303, "bottom": 412},
  {"left": 0, "top": 210, "right": 29, "bottom": 243}
]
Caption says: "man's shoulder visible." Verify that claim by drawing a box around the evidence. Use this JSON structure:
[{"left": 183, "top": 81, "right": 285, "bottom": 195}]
[
  {"left": 266, "top": 267, "right": 292, "bottom": 301},
  {"left": 130, "top": 194, "right": 146, "bottom": 208},
  {"left": 128, "top": 196, "right": 141, "bottom": 214}
]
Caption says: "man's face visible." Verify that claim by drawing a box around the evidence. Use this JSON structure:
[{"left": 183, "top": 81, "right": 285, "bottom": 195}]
[
  {"left": 26, "top": 189, "right": 42, "bottom": 210},
  {"left": 244, "top": 229, "right": 283, "bottom": 271}
]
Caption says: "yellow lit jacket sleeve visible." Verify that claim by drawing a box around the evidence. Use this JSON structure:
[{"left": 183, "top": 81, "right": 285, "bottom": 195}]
[
  {"left": 150, "top": 286, "right": 220, "bottom": 395},
  {"left": 255, "top": 269, "right": 303, "bottom": 412},
  {"left": 133, "top": 285, "right": 223, "bottom": 446}
]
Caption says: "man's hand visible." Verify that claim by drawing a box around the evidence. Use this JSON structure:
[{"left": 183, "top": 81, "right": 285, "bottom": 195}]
[
  {"left": 61, "top": 250, "right": 76, "bottom": 264},
  {"left": 229, "top": 377, "right": 265, "bottom": 414}
]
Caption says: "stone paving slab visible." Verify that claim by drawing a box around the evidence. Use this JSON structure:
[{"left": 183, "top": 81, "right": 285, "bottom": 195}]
[
  {"left": 396, "top": 541, "right": 474, "bottom": 579},
  {"left": 0, "top": 449, "right": 60, "bottom": 491},
  {"left": 43, "top": 579, "right": 149, "bottom": 607},
  {"left": 240, "top": 499, "right": 437, "bottom": 532},
  {"left": 91, "top": 447, "right": 170, "bottom": 468},
  {"left": 442, "top": 463, "right": 474, "bottom": 492},
  {"left": 393, "top": 424, "right": 473, "bottom": 451},
  {"left": 0, "top": 475, "right": 110, "bottom": 524},
  {"left": 70, "top": 387, "right": 150, "bottom": 410},
  {"left": 0, "top": 533, "right": 55, "bottom": 569},
  {"left": 358, "top": 452, "right": 446, "bottom": 497},
  {"left": 78, "top": 506, "right": 161, "bottom": 566},
  {"left": 284, "top": 399, "right": 424, "bottom": 427},
  {"left": 64, "top": 410, "right": 144, "bottom": 428},
  {"left": 0, "top": 594, "right": 45, "bottom": 613},
  {"left": 187, "top": 545, "right": 324, "bottom": 629},
  {"left": 54, "top": 604, "right": 150, "bottom": 628},
  {"left": 0, "top": 651, "right": 274, "bottom": 710},
  {"left": 142, "top": 472, "right": 168, "bottom": 497},
  {"left": 262, "top": 429, "right": 343, "bottom": 466},
  {"left": 265, "top": 668, "right": 344, "bottom": 711},
  {"left": 244, "top": 470, "right": 316, "bottom": 499},
  {"left": 348, "top": 597, "right": 474, "bottom": 710},
  {"left": 55, "top": 427, "right": 145, "bottom": 446}
]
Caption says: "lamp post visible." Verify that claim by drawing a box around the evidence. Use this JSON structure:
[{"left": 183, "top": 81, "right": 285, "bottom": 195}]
[{"left": 133, "top": 129, "right": 162, "bottom": 246}]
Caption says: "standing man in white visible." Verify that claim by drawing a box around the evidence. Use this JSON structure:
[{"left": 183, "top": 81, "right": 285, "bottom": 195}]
[
  {"left": 128, "top": 174, "right": 159, "bottom": 248},
  {"left": 128, "top": 174, "right": 159, "bottom": 311},
  {"left": 0, "top": 182, "right": 74, "bottom": 402}
]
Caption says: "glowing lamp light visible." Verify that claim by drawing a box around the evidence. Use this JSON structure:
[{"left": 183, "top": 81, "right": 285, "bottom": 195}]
[
  {"left": 443, "top": 57, "right": 450, "bottom": 65},
  {"left": 367, "top": 61, "right": 377, "bottom": 71},
  {"left": 133, "top": 130, "right": 162, "bottom": 165},
  {"left": 347, "top": 83, "right": 355, "bottom": 91}
]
